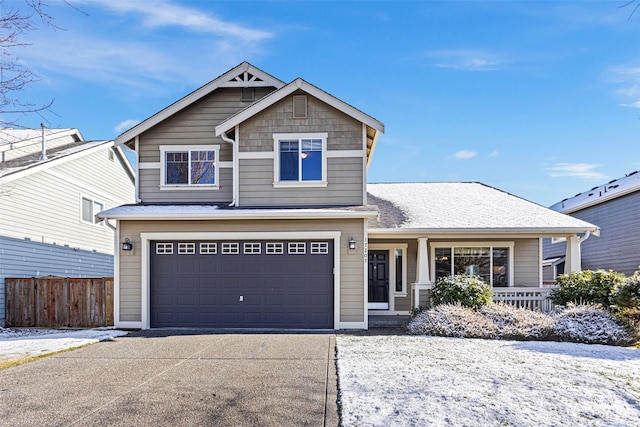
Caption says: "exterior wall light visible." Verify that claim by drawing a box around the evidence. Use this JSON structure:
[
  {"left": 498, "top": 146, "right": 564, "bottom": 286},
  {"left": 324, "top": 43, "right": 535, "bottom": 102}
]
[
  {"left": 122, "top": 238, "right": 133, "bottom": 251},
  {"left": 348, "top": 237, "right": 356, "bottom": 250}
]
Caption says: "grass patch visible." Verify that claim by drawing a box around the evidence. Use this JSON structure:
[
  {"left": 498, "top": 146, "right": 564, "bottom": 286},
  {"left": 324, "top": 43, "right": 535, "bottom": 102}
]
[{"left": 0, "top": 343, "right": 92, "bottom": 371}]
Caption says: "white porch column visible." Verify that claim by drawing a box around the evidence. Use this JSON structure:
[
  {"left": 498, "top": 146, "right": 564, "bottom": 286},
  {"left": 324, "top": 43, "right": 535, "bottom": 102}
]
[
  {"left": 565, "top": 235, "right": 581, "bottom": 273},
  {"left": 414, "top": 237, "right": 432, "bottom": 309}
]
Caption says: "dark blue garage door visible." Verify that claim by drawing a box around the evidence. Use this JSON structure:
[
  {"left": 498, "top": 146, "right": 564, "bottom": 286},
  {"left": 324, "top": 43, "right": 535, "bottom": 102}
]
[{"left": 150, "top": 240, "right": 334, "bottom": 328}]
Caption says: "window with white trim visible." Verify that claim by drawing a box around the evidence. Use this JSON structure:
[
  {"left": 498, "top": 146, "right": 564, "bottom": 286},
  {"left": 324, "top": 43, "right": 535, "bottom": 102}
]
[
  {"left": 243, "top": 243, "right": 261, "bottom": 254},
  {"left": 156, "top": 243, "right": 173, "bottom": 254},
  {"left": 266, "top": 242, "right": 284, "bottom": 254},
  {"left": 221, "top": 242, "right": 239, "bottom": 254},
  {"left": 81, "top": 197, "right": 104, "bottom": 226},
  {"left": 178, "top": 243, "right": 195, "bottom": 254},
  {"left": 432, "top": 243, "right": 512, "bottom": 287},
  {"left": 288, "top": 242, "right": 306, "bottom": 254},
  {"left": 273, "top": 133, "right": 327, "bottom": 185},
  {"left": 160, "top": 145, "right": 219, "bottom": 187},
  {"left": 310, "top": 242, "right": 329, "bottom": 254},
  {"left": 199, "top": 243, "right": 217, "bottom": 254}
]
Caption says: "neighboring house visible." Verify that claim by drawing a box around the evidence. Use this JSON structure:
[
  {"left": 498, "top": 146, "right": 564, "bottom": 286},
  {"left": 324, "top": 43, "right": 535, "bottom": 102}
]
[
  {"left": 543, "top": 171, "right": 640, "bottom": 280},
  {"left": 100, "top": 62, "right": 598, "bottom": 330},
  {"left": 0, "top": 128, "right": 135, "bottom": 325}
]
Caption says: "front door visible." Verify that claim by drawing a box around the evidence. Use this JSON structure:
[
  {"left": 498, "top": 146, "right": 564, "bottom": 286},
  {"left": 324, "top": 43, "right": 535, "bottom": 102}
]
[{"left": 368, "top": 250, "right": 389, "bottom": 310}]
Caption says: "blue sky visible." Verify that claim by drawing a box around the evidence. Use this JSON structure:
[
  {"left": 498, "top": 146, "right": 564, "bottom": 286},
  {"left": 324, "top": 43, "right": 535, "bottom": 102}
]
[{"left": 11, "top": 0, "right": 640, "bottom": 206}]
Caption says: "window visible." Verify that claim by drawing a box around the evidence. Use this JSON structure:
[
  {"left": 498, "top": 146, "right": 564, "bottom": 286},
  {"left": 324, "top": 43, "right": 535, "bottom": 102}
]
[
  {"left": 243, "top": 243, "right": 261, "bottom": 254},
  {"left": 178, "top": 243, "right": 195, "bottom": 254},
  {"left": 156, "top": 243, "right": 173, "bottom": 254},
  {"left": 81, "top": 197, "right": 103, "bottom": 225},
  {"left": 310, "top": 242, "right": 329, "bottom": 254},
  {"left": 288, "top": 242, "right": 306, "bottom": 254},
  {"left": 221, "top": 243, "right": 239, "bottom": 254},
  {"left": 395, "top": 248, "right": 404, "bottom": 293},
  {"left": 200, "top": 243, "right": 217, "bottom": 254},
  {"left": 160, "top": 145, "right": 219, "bottom": 187},
  {"left": 273, "top": 133, "right": 327, "bottom": 185},
  {"left": 266, "top": 242, "right": 284, "bottom": 254},
  {"left": 433, "top": 244, "right": 512, "bottom": 287}
]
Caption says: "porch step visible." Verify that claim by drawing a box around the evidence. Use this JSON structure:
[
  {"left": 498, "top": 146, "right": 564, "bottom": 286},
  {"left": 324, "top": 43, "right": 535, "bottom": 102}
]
[{"left": 368, "top": 315, "right": 410, "bottom": 328}]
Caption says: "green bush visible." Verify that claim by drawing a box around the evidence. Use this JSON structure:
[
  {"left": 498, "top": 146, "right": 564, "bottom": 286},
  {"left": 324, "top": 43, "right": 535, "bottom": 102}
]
[
  {"left": 611, "top": 271, "right": 640, "bottom": 336},
  {"left": 550, "top": 269, "right": 625, "bottom": 307},
  {"left": 430, "top": 274, "right": 493, "bottom": 309}
]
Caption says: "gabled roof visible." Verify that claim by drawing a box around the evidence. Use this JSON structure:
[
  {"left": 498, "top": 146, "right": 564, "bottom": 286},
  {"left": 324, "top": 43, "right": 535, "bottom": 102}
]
[
  {"left": 115, "top": 62, "right": 285, "bottom": 145},
  {"left": 367, "top": 182, "right": 599, "bottom": 236},
  {"left": 215, "top": 77, "right": 384, "bottom": 168},
  {"left": 549, "top": 170, "right": 640, "bottom": 214},
  {"left": 0, "top": 130, "right": 133, "bottom": 184}
]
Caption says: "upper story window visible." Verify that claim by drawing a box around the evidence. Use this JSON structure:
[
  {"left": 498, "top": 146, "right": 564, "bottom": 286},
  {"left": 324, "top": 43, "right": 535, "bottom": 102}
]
[
  {"left": 160, "top": 145, "right": 219, "bottom": 189},
  {"left": 81, "top": 196, "right": 103, "bottom": 226},
  {"left": 273, "top": 133, "right": 327, "bottom": 187}
]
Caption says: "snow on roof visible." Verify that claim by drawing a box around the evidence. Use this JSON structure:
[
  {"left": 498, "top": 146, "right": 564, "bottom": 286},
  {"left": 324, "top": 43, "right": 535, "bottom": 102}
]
[
  {"left": 367, "top": 182, "right": 598, "bottom": 232},
  {"left": 549, "top": 170, "right": 640, "bottom": 214},
  {"left": 99, "top": 204, "right": 379, "bottom": 220}
]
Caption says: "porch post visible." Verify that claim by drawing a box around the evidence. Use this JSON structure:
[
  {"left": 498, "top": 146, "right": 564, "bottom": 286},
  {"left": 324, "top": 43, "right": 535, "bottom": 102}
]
[
  {"left": 565, "top": 235, "right": 581, "bottom": 273},
  {"left": 414, "top": 237, "right": 432, "bottom": 309}
]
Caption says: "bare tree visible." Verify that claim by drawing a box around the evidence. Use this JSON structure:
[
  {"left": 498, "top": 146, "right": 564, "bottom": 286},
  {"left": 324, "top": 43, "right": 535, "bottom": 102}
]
[
  {"left": 621, "top": 0, "right": 640, "bottom": 19},
  {"left": 0, "top": 0, "right": 58, "bottom": 129}
]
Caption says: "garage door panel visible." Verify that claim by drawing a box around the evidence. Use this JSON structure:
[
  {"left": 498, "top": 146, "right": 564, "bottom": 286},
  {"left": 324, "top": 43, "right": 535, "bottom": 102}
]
[{"left": 151, "top": 240, "right": 334, "bottom": 328}]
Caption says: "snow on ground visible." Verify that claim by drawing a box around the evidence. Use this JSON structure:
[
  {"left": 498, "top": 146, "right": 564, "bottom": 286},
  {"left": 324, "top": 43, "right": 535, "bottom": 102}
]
[
  {"left": 0, "top": 327, "right": 127, "bottom": 362},
  {"left": 337, "top": 335, "right": 640, "bottom": 427}
]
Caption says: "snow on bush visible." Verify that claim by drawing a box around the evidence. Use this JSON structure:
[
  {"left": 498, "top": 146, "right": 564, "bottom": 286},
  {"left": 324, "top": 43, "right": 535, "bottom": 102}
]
[
  {"left": 408, "top": 303, "right": 633, "bottom": 345},
  {"left": 553, "top": 304, "right": 633, "bottom": 346},
  {"left": 430, "top": 274, "right": 493, "bottom": 309}
]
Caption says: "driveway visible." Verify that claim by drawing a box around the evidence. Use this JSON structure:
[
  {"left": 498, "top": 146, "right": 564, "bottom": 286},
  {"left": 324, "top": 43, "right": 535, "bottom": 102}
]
[{"left": 0, "top": 331, "right": 339, "bottom": 426}]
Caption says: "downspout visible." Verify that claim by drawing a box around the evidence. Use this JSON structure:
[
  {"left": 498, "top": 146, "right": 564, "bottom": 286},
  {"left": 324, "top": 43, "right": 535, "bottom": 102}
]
[{"left": 220, "top": 126, "right": 239, "bottom": 207}]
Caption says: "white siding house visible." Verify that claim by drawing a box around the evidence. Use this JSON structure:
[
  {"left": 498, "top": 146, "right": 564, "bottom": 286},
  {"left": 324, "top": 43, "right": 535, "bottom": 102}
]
[{"left": 0, "top": 128, "right": 135, "bottom": 325}]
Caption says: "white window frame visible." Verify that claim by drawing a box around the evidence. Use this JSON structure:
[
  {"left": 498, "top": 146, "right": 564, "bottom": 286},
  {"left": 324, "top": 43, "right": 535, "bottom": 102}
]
[
  {"left": 221, "top": 242, "right": 239, "bottom": 254},
  {"left": 266, "top": 242, "right": 284, "bottom": 254},
  {"left": 310, "top": 242, "right": 329, "bottom": 254},
  {"left": 243, "top": 242, "right": 261, "bottom": 254},
  {"left": 81, "top": 196, "right": 104, "bottom": 226},
  {"left": 273, "top": 133, "right": 328, "bottom": 188},
  {"left": 178, "top": 243, "right": 195, "bottom": 254},
  {"left": 288, "top": 242, "right": 306, "bottom": 254},
  {"left": 159, "top": 144, "right": 220, "bottom": 190},
  {"left": 199, "top": 243, "right": 217, "bottom": 254},
  {"left": 156, "top": 243, "right": 173, "bottom": 254},
  {"left": 430, "top": 241, "right": 515, "bottom": 287}
]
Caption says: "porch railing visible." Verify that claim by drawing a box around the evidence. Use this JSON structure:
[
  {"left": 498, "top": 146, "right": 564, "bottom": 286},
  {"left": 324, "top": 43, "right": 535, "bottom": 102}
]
[{"left": 492, "top": 287, "right": 557, "bottom": 312}]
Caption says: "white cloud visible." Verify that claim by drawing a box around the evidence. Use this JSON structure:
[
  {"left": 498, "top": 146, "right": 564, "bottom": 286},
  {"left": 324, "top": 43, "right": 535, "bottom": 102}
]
[
  {"left": 546, "top": 163, "right": 606, "bottom": 180},
  {"left": 489, "top": 150, "right": 500, "bottom": 157},
  {"left": 603, "top": 64, "right": 640, "bottom": 109},
  {"left": 114, "top": 119, "right": 140, "bottom": 134},
  {"left": 453, "top": 150, "right": 477, "bottom": 160},
  {"left": 426, "top": 49, "right": 502, "bottom": 72},
  {"left": 78, "top": 0, "right": 272, "bottom": 42}
]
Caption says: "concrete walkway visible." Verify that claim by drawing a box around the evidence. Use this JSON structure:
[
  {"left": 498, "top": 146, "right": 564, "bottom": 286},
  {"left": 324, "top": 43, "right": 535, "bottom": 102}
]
[{"left": 0, "top": 331, "right": 339, "bottom": 426}]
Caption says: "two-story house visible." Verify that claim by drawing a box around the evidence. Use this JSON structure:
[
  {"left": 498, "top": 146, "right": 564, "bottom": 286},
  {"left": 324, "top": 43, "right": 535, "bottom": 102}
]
[
  {"left": 101, "top": 62, "right": 598, "bottom": 330},
  {"left": 0, "top": 128, "right": 135, "bottom": 325}
]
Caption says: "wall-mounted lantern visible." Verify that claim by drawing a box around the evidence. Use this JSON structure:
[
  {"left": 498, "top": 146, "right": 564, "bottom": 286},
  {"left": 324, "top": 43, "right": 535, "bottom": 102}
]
[
  {"left": 122, "top": 238, "right": 133, "bottom": 251},
  {"left": 348, "top": 237, "right": 356, "bottom": 250}
]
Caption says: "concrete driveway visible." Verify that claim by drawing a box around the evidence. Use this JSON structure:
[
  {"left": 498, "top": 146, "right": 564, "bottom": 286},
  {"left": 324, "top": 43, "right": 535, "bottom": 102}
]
[{"left": 0, "top": 331, "right": 339, "bottom": 426}]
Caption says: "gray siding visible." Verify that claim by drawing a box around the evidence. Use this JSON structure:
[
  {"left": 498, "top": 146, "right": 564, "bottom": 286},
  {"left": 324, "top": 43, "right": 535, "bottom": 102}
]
[
  {"left": 543, "top": 191, "right": 640, "bottom": 276},
  {"left": 118, "top": 218, "right": 366, "bottom": 324},
  {"left": 237, "top": 93, "right": 365, "bottom": 207},
  {"left": 136, "top": 87, "right": 275, "bottom": 203},
  {"left": 238, "top": 157, "right": 363, "bottom": 207},
  {"left": 0, "top": 146, "right": 134, "bottom": 323}
]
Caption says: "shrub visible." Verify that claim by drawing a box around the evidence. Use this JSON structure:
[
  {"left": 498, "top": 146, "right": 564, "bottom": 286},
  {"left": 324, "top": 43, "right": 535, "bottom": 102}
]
[
  {"left": 611, "top": 271, "right": 640, "bottom": 335},
  {"left": 479, "top": 303, "right": 553, "bottom": 340},
  {"left": 550, "top": 269, "right": 625, "bottom": 307},
  {"left": 553, "top": 304, "right": 633, "bottom": 346},
  {"left": 430, "top": 274, "right": 493, "bottom": 309},
  {"left": 407, "top": 303, "right": 497, "bottom": 338}
]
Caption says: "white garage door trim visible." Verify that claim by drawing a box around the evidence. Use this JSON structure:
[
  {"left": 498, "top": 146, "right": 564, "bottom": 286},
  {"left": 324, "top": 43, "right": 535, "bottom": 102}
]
[{"left": 126, "top": 231, "right": 343, "bottom": 329}]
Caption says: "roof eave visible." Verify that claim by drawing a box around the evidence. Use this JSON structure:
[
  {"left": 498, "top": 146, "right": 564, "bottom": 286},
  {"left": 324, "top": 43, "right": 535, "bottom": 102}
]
[
  {"left": 99, "top": 208, "right": 379, "bottom": 221},
  {"left": 368, "top": 226, "right": 600, "bottom": 238}
]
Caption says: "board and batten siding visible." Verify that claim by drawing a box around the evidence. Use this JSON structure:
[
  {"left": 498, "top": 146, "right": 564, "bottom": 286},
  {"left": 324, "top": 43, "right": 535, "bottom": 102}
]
[
  {"left": 0, "top": 146, "right": 134, "bottom": 324},
  {"left": 543, "top": 191, "right": 640, "bottom": 276},
  {"left": 135, "top": 87, "right": 275, "bottom": 203},
  {"left": 117, "top": 218, "right": 367, "bottom": 325}
]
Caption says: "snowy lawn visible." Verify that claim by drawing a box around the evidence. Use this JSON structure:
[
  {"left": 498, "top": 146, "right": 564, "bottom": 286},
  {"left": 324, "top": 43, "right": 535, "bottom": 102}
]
[
  {"left": 337, "top": 335, "right": 640, "bottom": 427},
  {"left": 0, "top": 327, "right": 127, "bottom": 364}
]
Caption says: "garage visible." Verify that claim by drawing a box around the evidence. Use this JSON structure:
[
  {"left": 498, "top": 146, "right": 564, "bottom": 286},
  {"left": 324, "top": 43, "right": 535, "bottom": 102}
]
[{"left": 150, "top": 240, "right": 334, "bottom": 328}]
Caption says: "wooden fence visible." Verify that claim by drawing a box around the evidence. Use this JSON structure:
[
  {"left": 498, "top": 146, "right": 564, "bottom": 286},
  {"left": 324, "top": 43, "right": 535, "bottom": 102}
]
[
  {"left": 5, "top": 276, "right": 114, "bottom": 327},
  {"left": 492, "top": 287, "right": 557, "bottom": 312}
]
